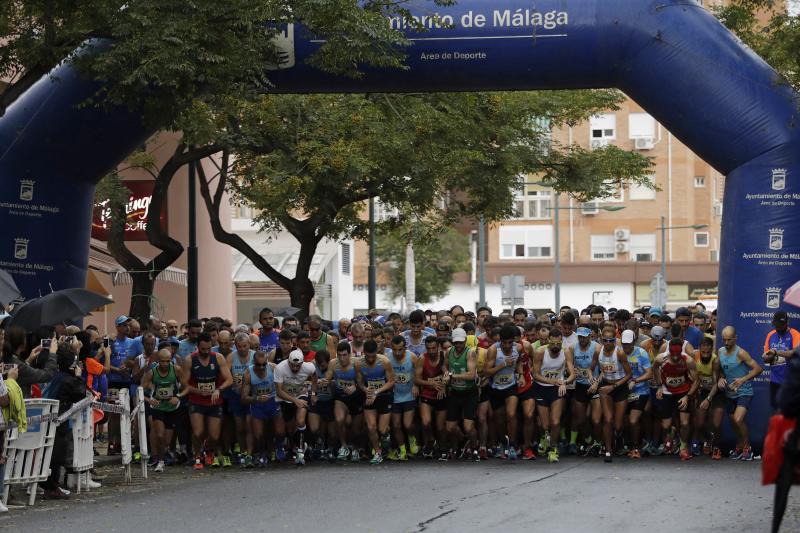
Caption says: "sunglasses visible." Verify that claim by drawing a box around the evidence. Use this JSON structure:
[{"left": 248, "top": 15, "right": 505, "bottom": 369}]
[{"left": 602, "top": 338, "right": 616, "bottom": 343}]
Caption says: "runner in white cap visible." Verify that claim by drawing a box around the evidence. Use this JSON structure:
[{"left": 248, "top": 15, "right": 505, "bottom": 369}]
[{"left": 274, "top": 349, "right": 318, "bottom": 465}]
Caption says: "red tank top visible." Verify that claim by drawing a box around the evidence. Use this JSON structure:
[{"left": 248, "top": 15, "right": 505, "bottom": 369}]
[
  {"left": 477, "top": 335, "right": 490, "bottom": 349},
  {"left": 517, "top": 342, "right": 533, "bottom": 394},
  {"left": 188, "top": 353, "right": 225, "bottom": 406},
  {"left": 421, "top": 352, "right": 445, "bottom": 400},
  {"left": 661, "top": 355, "right": 691, "bottom": 395}
]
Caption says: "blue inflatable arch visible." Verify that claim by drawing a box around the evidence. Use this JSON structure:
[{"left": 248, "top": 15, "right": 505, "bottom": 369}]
[{"left": 1, "top": 0, "right": 798, "bottom": 444}]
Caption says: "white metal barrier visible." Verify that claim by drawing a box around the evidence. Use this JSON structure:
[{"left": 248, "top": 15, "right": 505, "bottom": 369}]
[
  {"left": 3, "top": 399, "right": 60, "bottom": 506},
  {"left": 69, "top": 401, "right": 94, "bottom": 493},
  {"left": 97, "top": 388, "right": 148, "bottom": 482}
]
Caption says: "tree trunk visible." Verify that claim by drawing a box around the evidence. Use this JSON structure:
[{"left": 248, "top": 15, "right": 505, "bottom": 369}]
[
  {"left": 289, "top": 277, "right": 316, "bottom": 320},
  {"left": 129, "top": 272, "right": 155, "bottom": 325}
]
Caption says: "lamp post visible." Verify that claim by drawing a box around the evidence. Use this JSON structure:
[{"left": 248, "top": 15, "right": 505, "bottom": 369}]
[
  {"left": 656, "top": 217, "right": 709, "bottom": 306},
  {"left": 549, "top": 201, "right": 625, "bottom": 311}
]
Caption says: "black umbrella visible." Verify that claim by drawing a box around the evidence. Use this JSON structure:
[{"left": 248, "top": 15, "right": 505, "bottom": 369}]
[
  {"left": 0, "top": 269, "right": 22, "bottom": 307},
  {"left": 7, "top": 288, "right": 113, "bottom": 331}
]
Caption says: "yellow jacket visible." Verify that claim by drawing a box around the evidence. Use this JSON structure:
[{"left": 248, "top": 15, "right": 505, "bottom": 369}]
[{"left": 2, "top": 378, "right": 26, "bottom": 432}]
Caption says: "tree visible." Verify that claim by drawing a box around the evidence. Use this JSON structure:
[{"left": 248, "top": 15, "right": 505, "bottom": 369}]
[
  {"left": 197, "top": 90, "right": 654, "bottom": 316},
  {"left": 714, "top": 1, "right": 800, "bottom": 90},
  {"left": 2, "top": 1, "right": 455, "bottom": 319},
  {"left": 376, "top": 223, "right": 469, "bottom": 305}
]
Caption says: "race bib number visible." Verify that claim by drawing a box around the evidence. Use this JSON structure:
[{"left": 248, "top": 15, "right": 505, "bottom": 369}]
[
  {"left": 665, "top": 376, "right": 685, "bottom": 388},
  {"left": 155, "top": 386, "right": 172, "bottom": 400},
  {"left": 395, "top": 373, "right": 410, "bottom": 385},
  {"left": 576, "top": 368, "right": 591, "bottom": 379},
  {"left": 495, "top": 373, "right": 513, "bottom": 386},
  {"left": 367, "top": 379, "right": 385, "bottom": 390},
  {"left": 108, "top": 388, "right": 120, "bottom": 402},
  {"left": 198, "top": 382, "right": 216, "bottom": 393},
  {"left": 543, "top": 369, "right": 562, "bottom": 380},
  {"left": 337, "top": 379, "right": 354, "bottom": 390},
  {"left": 601, "top": 362, "right": 616, "bottom": 374},
  {"left": 233, "top": 373, "right": 244, "bottom": 386},
  {"left": 284, "top": 383, "right": 306, "bottom": 396},
  {"left": 628, "top": 393, "right": 639, "bottom": 402},
  {"left": 255, "top": 385, "right": 273, "bottom": 397},
  {"left": 700, "top": 376, "right": 713, "bottom": 390}
]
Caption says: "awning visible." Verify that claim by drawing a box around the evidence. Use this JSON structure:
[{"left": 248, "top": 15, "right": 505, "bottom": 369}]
[{"left": 88, "top": 238, "right": 188, "bottom": 287}]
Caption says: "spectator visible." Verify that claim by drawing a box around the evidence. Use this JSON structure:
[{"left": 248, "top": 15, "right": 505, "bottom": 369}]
[{"left": 2, "top": 326, "right": 57, "bottom": 398}]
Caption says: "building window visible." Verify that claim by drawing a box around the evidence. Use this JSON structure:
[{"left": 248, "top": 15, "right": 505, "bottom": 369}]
[
  {"left": 629, "top": 233, "right": 656, "bottom": 262},
  {"left": 374, "top": 199, "right": 399, "bottom": 222},
  {"left": 512, "top": 190, "right": 552, "bottom": 220},
  {"left": 629, "top": 174, "right": 657, "bottom": 201},
  {"left": 694, "top": 176, "right": 706, "bottom": 188},
  {"left": 601, "top": 181, "right": 624, "bottom": 203},
  {"left": 694, "top": 232, "right": 710, "bottom": 247},
  {"left": 499, "top": 225, "right": 553, "bottom": 260},
  {"left": 628, "top": 113, "right": 656, "bottom": 139},
  {"left": 341, "top": 243, "right": 351, "bottom": 275},
  {"left": 590, "top": 113, "right": 616, "bottom": 140},
  {"left": 710, "top": 250, "right": 719, "bottom": 262},
  {"left": 591, "top": 234, "right": 616, "bottom": 261}
]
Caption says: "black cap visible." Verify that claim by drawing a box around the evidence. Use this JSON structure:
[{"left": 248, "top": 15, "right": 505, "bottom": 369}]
[
  {"left": 773, "top": 311, "right": 789, "bottom": 323},
  {"left": 157, "top": 341, "right": 171, "bottom": 350}
]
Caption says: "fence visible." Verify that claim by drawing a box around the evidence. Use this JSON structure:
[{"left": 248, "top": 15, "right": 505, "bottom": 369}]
[{"left": 1, "top": 389, "right": 148, "bottom": 504}]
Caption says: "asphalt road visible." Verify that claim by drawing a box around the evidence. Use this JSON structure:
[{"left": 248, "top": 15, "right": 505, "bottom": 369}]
[{"left": 0, "top": 456, "right": 794, "bottom": 533}]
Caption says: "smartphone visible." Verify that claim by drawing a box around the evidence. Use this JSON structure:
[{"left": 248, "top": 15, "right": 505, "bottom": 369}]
[
  {"left": 0, "top": 363, "right": 17, "bottom": 375},
  {"left": 65, "top": 335, "right": 75, "bottom": 343},
  {"left": 103, "top": 337, "right": 110, "bottom": 348},
  {"left": 41, "top": 338, "right": 52, "bottom": 349}
]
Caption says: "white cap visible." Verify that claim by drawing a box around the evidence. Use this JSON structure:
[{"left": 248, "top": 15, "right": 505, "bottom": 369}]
[
  {"left": 288, "top": 350, "right": 304, "bottom": 364},
  {"left": 452, "top": 328, "right": 467, "bottom": 342},
  {"left": 621, "top": 330, "right": 636, "bottom": 344}
]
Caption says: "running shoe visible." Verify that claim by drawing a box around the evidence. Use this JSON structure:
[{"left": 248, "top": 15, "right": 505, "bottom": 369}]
[
  {"left": 586, "top": 441, "right": 602, "bottom": 457},
  {"left": 679, "top": 448, "right": 691, "bottom": 461},
  {"left": 547, "top": 448, "right": 559, "bottom": 463},
  {"left": 712, "top": 447, "right": 722, "bottom": 460},
  {"left": 154, "top": 460, "right": 165, "bottom": 473},
  {"left": 337, "top": 446, "right": 350, "bottom": 461},
  {"left": 604, "top": 452, "right": 612, "bottom": 463},
  {"left": 327, "top": 448, "right": 336, "bottom": 463},
  {"left": 479, "top": 447, "right": 489, "bottom": 460},
  {"left": 628, "top": 448, "right": 641, "bottom": 459},
  {"left": 523, "top": 447, "right": 536, "bottom": 460},
  {"left": 132, "top": 451, "right": 142, "bottom": 464},
  {"left": 422, "top": 446, "right": 433, "bottom": 459},
  {"left": 641, "top": 442, "right": 655, "bottom": 456},
  {"left": 702, "top": 441, "right": 713, "bottom": 456},
  {"left": 370, "top": 452, "right": 383, "bottom": 465},
  {"left": 473, "top": 449, "right": 480, "bottom": 462},
  {"left": 729, "top": 447, "right": 743, "bottom": 460},
  {"left": 211, "top": 455, "right": 221, "bottom": 468},
  {"left": 164, "top": 452, "right": 176, "bottom": 466},
  {"left": 193, "top": 456, "right": 204, "bottom": 470},
  {"left": 257, "top": 454, "right": 268, "bottom": 468},
  {"left": 398, "top": 447, "right": 409, "bottom": 462},
  {"left": 176, "top": 451, "right": 188, "bottom": 465},
  {"left": 295, "top": 448, "right": 305, "bottom": 466},
  {"left": 567, "top": 443, "right": 578, "bottom": 456},
  {"left": 740, "top": 447, "right": 754, "bottom": 461},
  {"left": 276, "top": 446, "right": 286, "bottom": 462},
  {"left": 351, "top": 449, "right": 361, "bottom": 463},
  {"left": 438, "top": 451, "right": 449, "bottom": 462},
  {"left": 204, "top": 452, "right": 214, "bottom": 467},
  {"left": 148, "top": 455, "right": 159, "bottom": 467},
  {"left": 380, "top": 434, "right": 391, "bottom": 452},
  {"left": 232, "top": 443, "right": 242, "bottom": 455},
  {"left": 690, "top": 440, "right": 701, "bottom": 457},
  {"left": 242, "top": 454, "right": 254, "bottom": 468},
  {"left": 664, "top": 439, "right": 674, "bottom": 455},
  {"left": 508, "top": 447, "right": 518, "bottom": 461},
  {"left": 222, "top": 455, "right": 232, "bottom": 468},
  {"left": 387, "top": 448, "right": 399, "bottom": 461},
  {"left": 409, "top": 436, "right": 420, "bottom": 456}
]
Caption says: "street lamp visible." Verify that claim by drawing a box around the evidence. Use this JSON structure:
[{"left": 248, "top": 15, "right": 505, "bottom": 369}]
[
  {"left": 655, "top": 216, "right": 709, "bottom": 307},
  {"left": 548, "top": 198, "right": 625, "bottom": 311}
]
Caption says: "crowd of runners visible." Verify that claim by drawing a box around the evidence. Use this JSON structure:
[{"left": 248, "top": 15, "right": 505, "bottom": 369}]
[{"left": 66, "top": 301, "right": 785, "bottom": 472}]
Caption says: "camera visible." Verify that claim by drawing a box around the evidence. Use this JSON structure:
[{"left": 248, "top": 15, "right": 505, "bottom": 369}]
[
  {"left": 103, "top": 337, "right": 110, "bottom": 348},
  {"left": 41, "top": 338, "right": 52, "bottom": 349}
]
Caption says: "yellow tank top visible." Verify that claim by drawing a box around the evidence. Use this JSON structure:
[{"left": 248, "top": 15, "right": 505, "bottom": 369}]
[
  {"left": 695, "top": 353, "right": 716, "bottom": 391},
  {"left": 475, "top": 347, "right": 487, "bottom": 374}
]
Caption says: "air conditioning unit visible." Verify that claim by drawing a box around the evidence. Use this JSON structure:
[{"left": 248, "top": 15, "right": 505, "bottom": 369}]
[
  {"left": 616, "top": 242, "right": 630, "bottom": 253},
  {"left": 581, "top": 201, "right": 599, "bottom": 215},
  {"left": 634, "top": 136, "right": 656, "bottom": 150},
  {"left": 590, "top": 138, "right": 610, "bottom": 150},
  {"left": 614, "top": 228, "right": 630, "bottom": 241}
]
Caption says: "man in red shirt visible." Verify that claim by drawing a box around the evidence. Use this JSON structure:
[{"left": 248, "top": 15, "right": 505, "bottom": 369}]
[{"left": 655, "top": 339, "right": 699, "bottom": 461}]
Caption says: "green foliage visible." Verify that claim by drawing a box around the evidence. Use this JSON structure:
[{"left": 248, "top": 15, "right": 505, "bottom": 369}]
[
  {"left": 227, "top": 90, "right": 654, "bottom": 243},
  {"left": 715, "top": 1, "right": 800, "bottom": 90},
  {"left": 376, "top": 224, "right": 469, "bottom": 305}
]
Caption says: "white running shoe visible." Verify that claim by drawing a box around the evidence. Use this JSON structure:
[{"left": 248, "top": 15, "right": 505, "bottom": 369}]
[{"left": 154, "top": 461, "right": 165, "bottom": 473}]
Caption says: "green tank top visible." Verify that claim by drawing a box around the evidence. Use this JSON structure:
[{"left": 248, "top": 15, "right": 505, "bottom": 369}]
[
  {"left": 151, "top": 363, "right": 179, "bottom": 412},
  {"left": 310, "top": 331, "right": 328, "bottom": 353},
  {"left": 448, "top": 347, "right": 475, "bottom": 391}
]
